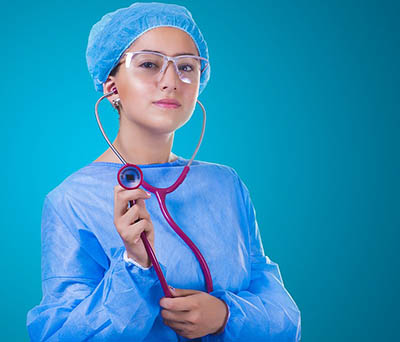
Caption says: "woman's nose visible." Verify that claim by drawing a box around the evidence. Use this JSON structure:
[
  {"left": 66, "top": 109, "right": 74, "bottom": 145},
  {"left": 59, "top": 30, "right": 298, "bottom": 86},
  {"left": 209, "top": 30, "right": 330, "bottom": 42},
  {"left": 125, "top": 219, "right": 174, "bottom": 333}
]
[{"left": 158, "top": 61, "right": 179, "bottom": 89}]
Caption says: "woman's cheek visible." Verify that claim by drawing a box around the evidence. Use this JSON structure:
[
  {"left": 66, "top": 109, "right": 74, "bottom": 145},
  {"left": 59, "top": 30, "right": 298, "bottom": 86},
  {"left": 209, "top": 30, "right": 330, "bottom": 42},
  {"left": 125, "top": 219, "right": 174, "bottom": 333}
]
[{"left": 122, "top": 81, "right": 152, "bottom": 111}]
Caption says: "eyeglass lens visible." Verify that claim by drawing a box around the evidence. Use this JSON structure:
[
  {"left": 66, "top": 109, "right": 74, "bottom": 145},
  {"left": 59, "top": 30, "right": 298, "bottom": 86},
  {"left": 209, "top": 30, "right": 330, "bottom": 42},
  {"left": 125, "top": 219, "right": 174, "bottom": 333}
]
[{"left": 126, "top": 53, "right": 204, "bottom": 84}]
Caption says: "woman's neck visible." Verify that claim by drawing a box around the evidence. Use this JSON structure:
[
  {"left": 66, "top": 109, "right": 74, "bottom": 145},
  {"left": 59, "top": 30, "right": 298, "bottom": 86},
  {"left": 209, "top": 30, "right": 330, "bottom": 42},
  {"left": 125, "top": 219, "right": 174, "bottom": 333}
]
[{"left": 94, "top": 129, "right": 177, "bottom": 165}]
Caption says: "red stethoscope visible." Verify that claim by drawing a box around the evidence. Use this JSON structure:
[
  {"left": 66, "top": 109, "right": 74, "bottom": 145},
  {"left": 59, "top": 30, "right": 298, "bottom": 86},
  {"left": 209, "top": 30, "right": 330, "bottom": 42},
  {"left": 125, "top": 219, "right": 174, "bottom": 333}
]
[{"left": 95, "top": 88, "right": 213, "bottom": 298}]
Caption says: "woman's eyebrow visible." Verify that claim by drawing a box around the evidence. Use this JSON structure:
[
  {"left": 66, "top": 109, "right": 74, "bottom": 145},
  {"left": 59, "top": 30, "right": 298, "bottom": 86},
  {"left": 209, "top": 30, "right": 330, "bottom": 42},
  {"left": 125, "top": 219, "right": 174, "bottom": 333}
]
[{"left": 140, "top": 49, "right": 198, "bottom": 56}]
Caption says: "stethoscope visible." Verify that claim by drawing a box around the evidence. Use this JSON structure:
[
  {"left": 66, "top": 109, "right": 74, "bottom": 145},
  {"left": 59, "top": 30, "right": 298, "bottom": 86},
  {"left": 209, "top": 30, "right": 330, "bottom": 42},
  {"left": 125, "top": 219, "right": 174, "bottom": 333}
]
[{"left": 95, "top": 87, "right": 213, "bottom": 298}]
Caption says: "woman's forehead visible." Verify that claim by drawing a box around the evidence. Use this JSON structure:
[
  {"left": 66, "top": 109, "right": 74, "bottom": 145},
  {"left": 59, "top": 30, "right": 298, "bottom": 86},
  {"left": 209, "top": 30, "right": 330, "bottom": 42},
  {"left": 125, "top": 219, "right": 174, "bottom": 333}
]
[{"left": 127, "top": 27, "right": 199, "bottom": 56}]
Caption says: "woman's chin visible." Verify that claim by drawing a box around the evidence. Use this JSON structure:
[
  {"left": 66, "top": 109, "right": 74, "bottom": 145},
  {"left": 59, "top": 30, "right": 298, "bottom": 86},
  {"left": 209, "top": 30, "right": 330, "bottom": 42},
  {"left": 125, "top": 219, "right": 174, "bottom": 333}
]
[
  {"left": 141, "top": 119, "right": 181, "bottom": 135},
  {"left": 145, "top": 109, "right": 187, "bottom": 131}
]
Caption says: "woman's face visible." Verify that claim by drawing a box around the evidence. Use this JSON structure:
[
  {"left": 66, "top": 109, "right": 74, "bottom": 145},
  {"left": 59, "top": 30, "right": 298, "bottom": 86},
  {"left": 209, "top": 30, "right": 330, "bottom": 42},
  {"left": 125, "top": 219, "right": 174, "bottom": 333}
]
[{"left": 105, "top": 27, "right": 201, "bottom": 135}]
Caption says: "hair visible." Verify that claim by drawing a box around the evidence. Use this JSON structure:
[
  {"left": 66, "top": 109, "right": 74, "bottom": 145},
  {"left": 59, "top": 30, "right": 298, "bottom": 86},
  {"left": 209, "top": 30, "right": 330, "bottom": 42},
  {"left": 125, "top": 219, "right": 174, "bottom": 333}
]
[{"left": 109, "top": 64, "right": 120, "bottom": 77}]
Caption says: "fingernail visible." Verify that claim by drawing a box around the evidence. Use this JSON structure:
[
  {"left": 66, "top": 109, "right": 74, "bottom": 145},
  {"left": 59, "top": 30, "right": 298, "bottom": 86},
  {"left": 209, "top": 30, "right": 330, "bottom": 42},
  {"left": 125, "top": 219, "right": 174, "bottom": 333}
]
[
  {"left": 134, "top": 237, "right": 140, "bottom": 243},
  {"left": 146, "top": 191, "right": 151, "bottom": 197},
  {"left": 169, "top": 286, "right": 175, "bottom": 292}
]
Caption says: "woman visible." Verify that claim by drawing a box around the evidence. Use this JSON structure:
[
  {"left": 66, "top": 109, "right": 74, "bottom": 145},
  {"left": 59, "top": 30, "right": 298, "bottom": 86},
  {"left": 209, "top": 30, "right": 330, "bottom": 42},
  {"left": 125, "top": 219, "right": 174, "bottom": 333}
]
[{"left": 26, "top": 2, "right": 301, "bottom": 341}]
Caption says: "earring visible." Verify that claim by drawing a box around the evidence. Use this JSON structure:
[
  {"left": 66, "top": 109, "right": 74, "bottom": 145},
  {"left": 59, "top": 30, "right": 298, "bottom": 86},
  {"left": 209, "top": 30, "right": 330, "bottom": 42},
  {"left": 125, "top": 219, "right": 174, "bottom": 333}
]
[{"left": 112, "top": 98, "right": 121, "bottom": 109}]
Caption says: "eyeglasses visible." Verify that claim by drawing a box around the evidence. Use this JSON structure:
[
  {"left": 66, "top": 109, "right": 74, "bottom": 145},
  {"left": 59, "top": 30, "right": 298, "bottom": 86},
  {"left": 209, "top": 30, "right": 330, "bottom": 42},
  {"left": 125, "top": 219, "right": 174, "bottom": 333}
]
[{"left": 117, "top": 51, "right": 209, "bottom": 85}]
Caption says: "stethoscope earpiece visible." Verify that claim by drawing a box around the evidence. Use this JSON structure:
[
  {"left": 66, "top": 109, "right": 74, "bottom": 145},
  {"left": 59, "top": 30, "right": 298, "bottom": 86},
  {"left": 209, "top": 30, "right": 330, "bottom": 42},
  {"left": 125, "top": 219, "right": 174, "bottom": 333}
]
[{"left": 111, "top": 87, "right": 120, "bottom": 109}]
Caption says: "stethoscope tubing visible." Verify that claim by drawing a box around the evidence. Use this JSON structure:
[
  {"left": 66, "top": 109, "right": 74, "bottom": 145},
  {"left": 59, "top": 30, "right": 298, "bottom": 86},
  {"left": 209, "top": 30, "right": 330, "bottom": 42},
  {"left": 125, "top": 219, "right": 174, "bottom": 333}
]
[{"left": 95, "top": 89, "right": 213, "bottom": 297}]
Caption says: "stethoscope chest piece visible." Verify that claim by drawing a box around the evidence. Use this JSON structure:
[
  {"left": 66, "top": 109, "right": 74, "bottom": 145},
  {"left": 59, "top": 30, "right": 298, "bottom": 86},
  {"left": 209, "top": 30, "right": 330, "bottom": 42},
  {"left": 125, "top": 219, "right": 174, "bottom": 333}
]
[{"left": 117, "top": 164, "right": 143, "bottom": 190}]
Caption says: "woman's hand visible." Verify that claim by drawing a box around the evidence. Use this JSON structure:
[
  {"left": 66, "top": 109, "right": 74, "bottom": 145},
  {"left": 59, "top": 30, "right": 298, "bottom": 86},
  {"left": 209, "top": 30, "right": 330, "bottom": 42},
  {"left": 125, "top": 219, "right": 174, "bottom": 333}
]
[
  {"left": 114, "top": 184, "right": 154, "bottom": 268},
  {"left": 160, "top": 288, "right": 229, "bottom": 339}
]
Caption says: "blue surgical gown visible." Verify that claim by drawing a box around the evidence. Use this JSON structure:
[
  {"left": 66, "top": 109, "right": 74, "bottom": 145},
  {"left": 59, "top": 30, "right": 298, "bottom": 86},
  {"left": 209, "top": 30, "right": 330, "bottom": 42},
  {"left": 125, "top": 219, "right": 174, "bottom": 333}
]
[{"left": 26, "top": 157, "right": 301, "bottom": 341}]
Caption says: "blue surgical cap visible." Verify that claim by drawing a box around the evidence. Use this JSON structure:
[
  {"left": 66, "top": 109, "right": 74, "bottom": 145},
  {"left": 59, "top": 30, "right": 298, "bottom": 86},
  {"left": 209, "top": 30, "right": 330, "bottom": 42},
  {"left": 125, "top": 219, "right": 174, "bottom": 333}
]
[{"left": 86, "top": 2, "right": 210, "bottom": 95}]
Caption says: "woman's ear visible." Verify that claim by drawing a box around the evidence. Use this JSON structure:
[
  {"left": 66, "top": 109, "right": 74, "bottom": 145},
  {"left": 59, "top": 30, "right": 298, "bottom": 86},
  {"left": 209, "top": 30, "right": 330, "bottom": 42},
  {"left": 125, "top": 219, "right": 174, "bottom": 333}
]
[{"left": 102, "top": 76, "right": 119, "bottom": 106}]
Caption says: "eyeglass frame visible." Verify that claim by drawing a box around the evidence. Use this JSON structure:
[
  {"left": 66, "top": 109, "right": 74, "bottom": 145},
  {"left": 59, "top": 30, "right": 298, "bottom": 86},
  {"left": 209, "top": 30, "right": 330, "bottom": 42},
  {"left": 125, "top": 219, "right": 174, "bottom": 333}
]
[{"left": 113, "top": 51, "right": 209, "bottom": 83}]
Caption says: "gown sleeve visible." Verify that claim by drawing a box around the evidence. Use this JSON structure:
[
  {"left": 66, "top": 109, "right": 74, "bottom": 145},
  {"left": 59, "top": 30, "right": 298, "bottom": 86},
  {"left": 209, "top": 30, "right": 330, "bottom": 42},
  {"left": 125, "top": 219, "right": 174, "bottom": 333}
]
[
  {"left": 26, "top": 196, "right": 166, "bottom": 342},
  {"left": 209, "top": 172, "right": 302, "bottom": 342}
]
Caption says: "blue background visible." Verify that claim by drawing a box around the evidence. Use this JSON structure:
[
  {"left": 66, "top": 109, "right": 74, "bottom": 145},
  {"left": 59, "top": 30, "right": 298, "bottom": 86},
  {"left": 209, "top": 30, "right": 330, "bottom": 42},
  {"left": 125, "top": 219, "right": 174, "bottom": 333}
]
[{"left": 1, "top": 1, "right": 399, "bottom": 341}]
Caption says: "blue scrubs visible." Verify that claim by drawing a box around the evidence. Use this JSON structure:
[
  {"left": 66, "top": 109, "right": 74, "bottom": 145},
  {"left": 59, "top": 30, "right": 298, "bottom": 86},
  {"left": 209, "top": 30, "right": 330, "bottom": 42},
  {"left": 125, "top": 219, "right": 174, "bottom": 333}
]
[{"left": 26, "top": 157, "right": 301, "bottom": 341}]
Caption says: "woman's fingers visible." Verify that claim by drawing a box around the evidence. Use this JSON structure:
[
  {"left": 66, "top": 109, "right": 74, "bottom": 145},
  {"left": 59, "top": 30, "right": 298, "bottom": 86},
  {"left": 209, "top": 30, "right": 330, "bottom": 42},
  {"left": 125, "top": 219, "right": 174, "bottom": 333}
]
[
  {"left": 161, "top": 309, "right": 193, "bottom": 324},
  {"left": 113, "top": 184, "right": 153, "bottom": 242},
  {"left": 121, "top": 219, "right": 151, "bottom": 243},
  {"left": 160, "top": 296, "right": 195, "bottom": 312},
  {"left": 114, "top": 185, "right": 151, "bottom": 217},
  {"left": 128, "top": 217, "right": 154, "bottom": 235},
  {"left": 120, "top": 200, "right": 150, "bottom": 226},
  {"left": 113, "top": 185, "right": 155, "bottom": 267},
  {"left": 163, "top": 319, "right": 190, "bottom": 330}
]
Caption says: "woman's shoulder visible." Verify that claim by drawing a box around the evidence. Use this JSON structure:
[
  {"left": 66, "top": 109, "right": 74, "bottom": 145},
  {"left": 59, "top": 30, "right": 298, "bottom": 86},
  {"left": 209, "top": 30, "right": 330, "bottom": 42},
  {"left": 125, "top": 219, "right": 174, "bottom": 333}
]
[
  {"left": 45, "top": 162, "right": 110, "bottom": 207},
  {"left": 193, "top": 159, "right": 251, "bottom": 198},
  {"left": 188, "top": 159, "right": 247, "bottom": 196},
  {"left": 190, "top": 158, "right": 240, "bottom": 178}
]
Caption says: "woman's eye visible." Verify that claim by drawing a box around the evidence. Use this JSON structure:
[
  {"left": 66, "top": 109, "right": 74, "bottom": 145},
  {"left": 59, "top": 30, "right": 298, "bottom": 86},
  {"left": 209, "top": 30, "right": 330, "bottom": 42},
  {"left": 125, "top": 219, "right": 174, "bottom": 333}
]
[
  {"left": 139, "top": 62, "right": 158, "bottom": 69},
  {"left": 179, "top": 64, "right": 194, "bottom": 72}
]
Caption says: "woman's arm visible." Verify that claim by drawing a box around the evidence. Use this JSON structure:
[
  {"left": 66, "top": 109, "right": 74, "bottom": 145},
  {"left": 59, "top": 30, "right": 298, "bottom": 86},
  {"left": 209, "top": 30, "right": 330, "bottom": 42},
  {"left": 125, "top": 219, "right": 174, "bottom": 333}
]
[
  {"left": 26, "top": 196, "right": 165, "bottom": 341},
  {"left": 208, "top": 172, "right": 302, "bottom": 342}
]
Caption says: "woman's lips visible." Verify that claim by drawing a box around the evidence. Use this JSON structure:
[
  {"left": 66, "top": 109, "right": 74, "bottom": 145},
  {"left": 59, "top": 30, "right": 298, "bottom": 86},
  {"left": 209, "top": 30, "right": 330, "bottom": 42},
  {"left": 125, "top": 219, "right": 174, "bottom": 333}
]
[{"left": 152, "top": 102, "right": 181, "bottom": 109}]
